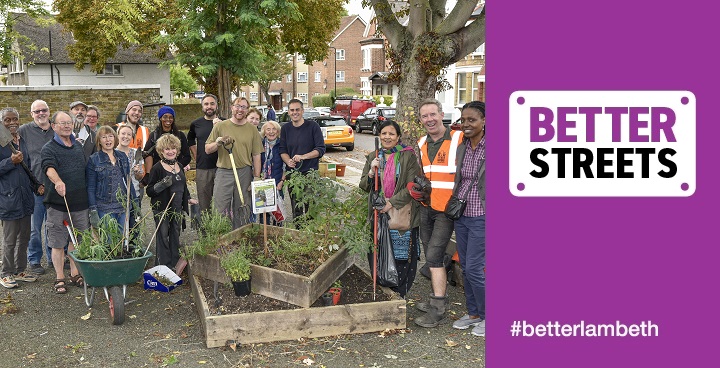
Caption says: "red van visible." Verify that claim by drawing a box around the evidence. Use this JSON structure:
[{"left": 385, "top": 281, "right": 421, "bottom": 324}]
[{"left": 331, "top": 97, "right": 376, "bottom": 129}]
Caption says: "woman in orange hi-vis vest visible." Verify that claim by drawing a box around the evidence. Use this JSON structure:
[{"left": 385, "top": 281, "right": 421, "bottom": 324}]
[{"left": 412, "top": 99, "right": 464, "bottom": 329}]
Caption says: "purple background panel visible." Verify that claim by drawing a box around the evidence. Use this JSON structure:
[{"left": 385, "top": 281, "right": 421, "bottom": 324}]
[{"left": 489, "top": 1, "right": 719, "bottom": 366}]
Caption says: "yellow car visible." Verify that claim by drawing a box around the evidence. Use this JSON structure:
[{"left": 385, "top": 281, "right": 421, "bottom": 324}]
[{"left": 316, "top": 116, "right": 355, "bottom": 151}]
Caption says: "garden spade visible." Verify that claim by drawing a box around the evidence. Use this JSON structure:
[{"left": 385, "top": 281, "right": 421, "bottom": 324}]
[{"left": 0, "top": 123, "right": 42, "bottom": 190}]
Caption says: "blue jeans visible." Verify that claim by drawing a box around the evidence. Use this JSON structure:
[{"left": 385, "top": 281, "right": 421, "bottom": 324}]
[
  {"left": 97, "top": 211, "right": 127, "bottom": 234},
  {"left": 27, "top": 194, "right": 49, "bottom": 266},
  {"left": 455, "top": 215, "right": 485, "bottom": 319}
]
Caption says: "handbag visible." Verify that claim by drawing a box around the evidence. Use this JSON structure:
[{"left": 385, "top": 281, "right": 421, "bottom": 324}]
[
  {"left": 387, "top": 202, "right": 412, "bottom": 231},
  {"left": 444, "top": 195, "right": 467, "bottom": 221}
]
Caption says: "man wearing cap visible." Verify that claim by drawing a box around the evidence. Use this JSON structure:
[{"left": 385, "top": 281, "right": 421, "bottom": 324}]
[
  {"left": 120, "top": 100, "right": 151, "bottom": 185},
  {"left": 19, "top": 100, "right": 54, "bottom": 274},
  {"left": 187, "top": 94, "right": 223, "bottom": 222},
  {"left": 69, "top": 101, "right": 87, "bottom": 138}
]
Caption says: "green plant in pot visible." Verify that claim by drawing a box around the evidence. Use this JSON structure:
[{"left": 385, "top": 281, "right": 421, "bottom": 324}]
[{"left": 220, "top": 249, "right": 252, "bottom": 296}]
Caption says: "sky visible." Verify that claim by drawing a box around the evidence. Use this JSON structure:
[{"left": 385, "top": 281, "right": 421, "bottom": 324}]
[{"left": 344, "top": 0, "right": 373, "bottom": 22}]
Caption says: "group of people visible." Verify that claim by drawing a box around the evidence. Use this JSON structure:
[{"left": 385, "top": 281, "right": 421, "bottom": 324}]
[
  {"left": 359, "top": 99, "right": 486, "bottom": 337},
  {"left": 1, "top": 94, "right": 485, "bottom": 338}
]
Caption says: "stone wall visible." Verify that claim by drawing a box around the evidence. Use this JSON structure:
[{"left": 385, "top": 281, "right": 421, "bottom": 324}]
[{"left": 0, "top": 85, "right": 163, "bottom": 129}]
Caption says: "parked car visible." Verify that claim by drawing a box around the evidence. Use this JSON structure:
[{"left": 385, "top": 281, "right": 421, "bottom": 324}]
[
  {"left": 316, "top": 107, "right": 332, "bottom": 116},
  {"left": 315, "top": 116, "right": 354, "bottom": 151},
  {"left": 356, "top": 107, "right": 397, "bottom": 135},
  {"left": 331, "top": 97, "right": 376, "bottom": 130},
  {"left": 303, "top": 109, "right": 321, "bottom": 120}
]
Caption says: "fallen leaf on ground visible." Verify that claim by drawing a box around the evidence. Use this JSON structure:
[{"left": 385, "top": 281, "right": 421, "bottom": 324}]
[
  {"left": 445, "top": 339, "right": 458, "bottom": 347},
  {"left": 384, "top": 354, "right": 398, "bottom": 359},
  {"left": 302, "top": 357, "right": 315, "bottom": 365},
  {"left": 80, "top": 312, "right": 91, "bottom": 320},
  {"left": 228, "top": 343, "right": 237, "bottom": 351}
]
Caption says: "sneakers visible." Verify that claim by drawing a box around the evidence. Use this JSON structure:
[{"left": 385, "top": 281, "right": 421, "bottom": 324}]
[
  {"left": 1, "top": 275, "right": 18, "bottom": 289},
  {"left": 471, "top": 320, "right": 486, "bottom": 337},
  {"left": 14, "top": 272, "right": 38, "bottom": 283},
  {"left": 452, "top": 314, "right": 483, "bottom": 330},
  {"left": 28, "top": 263, "right": 46, "bottom": 275}
]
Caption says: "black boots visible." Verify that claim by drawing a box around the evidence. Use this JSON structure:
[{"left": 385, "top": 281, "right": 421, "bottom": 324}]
[{"left": 414, "top": 294, "right": 448, "bottom": 328}]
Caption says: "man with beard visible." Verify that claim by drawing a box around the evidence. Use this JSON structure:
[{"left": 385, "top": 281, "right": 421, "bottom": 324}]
[
  {"left": 69, "top": 101, "right": 87, "bottom": 139},
  {"left": 205, "top": 97, "right": 262, "bottom": 229},
  {"left": 18, "top": 100, "right": 53, "bottom": 274},
  {"left": 187, "top": 94, "right": 223, "bottom": 220}
]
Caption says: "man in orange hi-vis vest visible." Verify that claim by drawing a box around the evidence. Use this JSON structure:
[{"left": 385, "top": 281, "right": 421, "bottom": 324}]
[
  {"left": 411, "top": 99, "right": 464, "bottom": 328},
  {"left": 119, "top": 101, "right": 151, "bottom": 185}
]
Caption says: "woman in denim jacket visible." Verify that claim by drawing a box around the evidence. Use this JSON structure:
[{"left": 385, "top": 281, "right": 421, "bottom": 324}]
[{"left": 86, "top": 126, "right": 134, "bottom": 230}]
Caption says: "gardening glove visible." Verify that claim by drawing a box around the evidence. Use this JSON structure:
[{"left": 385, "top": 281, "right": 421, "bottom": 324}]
[
  {"left": 89, "top": 209, "right": 100, "bottom": 228},
  {"left": 407, "top": 182, "right": 427, "bottom": 202},
  {"left": 153, "top": 175, "right": 173, "bottom": 193}
]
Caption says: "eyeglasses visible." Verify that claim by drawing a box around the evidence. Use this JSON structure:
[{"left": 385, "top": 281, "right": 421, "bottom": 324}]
[
  {"left": 32, "top": 108, "right": 49, "bottom": 114},
  {"left": 53, "top": 121, "right": 73, "bottom": 126},
  {"left": 86, "top": 115, "right": 98, "bottom": 119},
  {"left": 233, "top": 105, "right": 249, "bottom": 110}
]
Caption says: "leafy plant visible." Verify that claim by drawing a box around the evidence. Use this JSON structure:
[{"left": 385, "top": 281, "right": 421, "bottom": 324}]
[
  {"left": 220, "top": 249, "right": 251, "bottom": 282},
  {"left": 183, "top": 208, "right": 232, "bottom": 259},
  {"left": 74, "top": 214, "right": 143, "bottom": 261}
]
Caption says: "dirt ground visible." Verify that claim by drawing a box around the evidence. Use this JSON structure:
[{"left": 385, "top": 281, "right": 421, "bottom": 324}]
[{"left": 0, "top": 183, "right": 485, "bottom": 368}]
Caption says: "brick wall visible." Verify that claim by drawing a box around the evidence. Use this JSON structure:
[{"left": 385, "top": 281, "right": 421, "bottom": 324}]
[{"left": 0, "top": 85, "right": 162, "bottom": 129}]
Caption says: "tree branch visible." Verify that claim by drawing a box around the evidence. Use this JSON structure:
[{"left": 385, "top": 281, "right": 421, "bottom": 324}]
[
  {"left": 408, "top": 0, "right": 427, "bottom": 37},
  {"left": 429, "top": 0, "right": 446, "bottom": 30},
  {"left": 435, "top": 0, "right": 479, "bottom": 36},
  {"left": 449, "top": 10, "right": 485, "bottom": 64},
  {"left": 370, "top": 0, "right": 404, "bottom": 46}
]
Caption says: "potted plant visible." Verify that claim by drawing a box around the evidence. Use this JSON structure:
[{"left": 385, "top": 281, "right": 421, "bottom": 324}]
[
  {"left": 329, "top": 280, "right": 342, "bottom": 305},
  {"left": 220, "top": 249, "right": 252, "bottom": 296},
  {"left": 321, "top": 292, "right": 334, "bottom": 306}
]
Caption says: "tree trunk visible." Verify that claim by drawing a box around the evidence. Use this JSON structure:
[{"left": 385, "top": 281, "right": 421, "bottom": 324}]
[{"left": 217, "top": 66, "right": 233, "bottom": 118}]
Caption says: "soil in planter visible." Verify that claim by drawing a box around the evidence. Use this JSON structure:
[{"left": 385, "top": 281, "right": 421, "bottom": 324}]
[
  {"left": 201, "top": 265, "right": 392, "bottom": 315},
  {"left": 225, "top": 230, "right": 333, "bottom": 278}
]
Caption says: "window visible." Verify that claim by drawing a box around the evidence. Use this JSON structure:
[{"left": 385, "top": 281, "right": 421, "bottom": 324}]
[
  {"left": 336, "top": 71, "right": 345, "bottom": 82},
  {"left": 297, "top": 54, "right": 305, "bottom": 62},
  {"left": 361, "top": 77, "right": 371, "bottom": 96},
  {"left": 250, "top": 92, "right": 258, "bottom": 101},
  {"left": 286, "top": 92, "right": 292, "bottom": 103},
  {"left": 457, "top": 73, "right": 468, "bottom": 105},
  {"left": 297, "top": 72, "right": 308, "bottom": 83},
  {"left": 314, "top": 93, "right": 320, "bottom": 96},
  {"left": 315, "top": 71, "right": 322, "bottom": 82},
  {"left": 362, "top": 49, "right": 371, "bottom": 71},
  {"left": 97, "top": 64, "right": 123, "bottom": 76},
  {"left": 241, "top": 91, "right": 247, "bottom": 98},
  {"left": 336, "top": 49, "right": 345, "bottom": 60},
  {"left": 286, "top": 74, "right": 293, "bottom": 82},
  {"left": 297, "top": 93, "right": 308, "bottom": 103}
]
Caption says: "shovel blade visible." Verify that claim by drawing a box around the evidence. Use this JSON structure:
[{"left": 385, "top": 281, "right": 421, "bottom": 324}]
[{"left": 0, "top": 123, "right": 14, "bottom": 148}]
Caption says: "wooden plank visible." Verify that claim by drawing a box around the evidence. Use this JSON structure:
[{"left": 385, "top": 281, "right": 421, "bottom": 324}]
[{"left": 188, "top": 272, "right": 213, "bottom": 348}]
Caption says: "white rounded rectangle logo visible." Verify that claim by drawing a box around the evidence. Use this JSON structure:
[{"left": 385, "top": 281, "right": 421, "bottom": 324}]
[{"left": 509, "top": 91, "right": 696, "bottom": 197}]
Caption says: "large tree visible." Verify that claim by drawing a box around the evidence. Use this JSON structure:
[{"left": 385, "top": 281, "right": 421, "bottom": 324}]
[
  {"left": 1, "top": 1, "right": 49, "bottom": 66},
  {"left": 366, "top": 0, "right": 485, "bottom": 132},
  {"left": 52, "top": 0, "right": 347, "bottom": 117}
]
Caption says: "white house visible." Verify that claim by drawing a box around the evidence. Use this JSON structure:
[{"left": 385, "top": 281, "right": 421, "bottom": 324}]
[{"left": 3, "top": 13, "right": 172, "bottom": 102}]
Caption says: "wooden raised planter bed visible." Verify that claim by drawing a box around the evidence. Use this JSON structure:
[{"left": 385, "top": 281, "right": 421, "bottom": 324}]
[
  {"left": 189, "top": 224, "right": 354, "bottom": 308},
  {"left": 189, "top": 269, "right": 407, "bottom": 347}
]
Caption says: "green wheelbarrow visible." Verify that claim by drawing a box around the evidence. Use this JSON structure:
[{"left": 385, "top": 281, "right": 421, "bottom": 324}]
[{"left": 68, "top": 251, "right": 153, "bottom": 325}]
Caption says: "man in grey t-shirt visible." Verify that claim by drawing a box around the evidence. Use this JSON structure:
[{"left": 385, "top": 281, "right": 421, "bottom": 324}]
[{"left": 18, "top": 100, "right": 54, "bottom": 274}]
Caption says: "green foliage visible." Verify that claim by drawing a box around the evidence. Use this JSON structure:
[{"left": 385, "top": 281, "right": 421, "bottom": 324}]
[
  {"left": 182, "top": 208, "right": 232, "bottom": 259},
  {"left": 170, "top": 64, "right": 198, "bottom": 97},
  {"left": 312, "top": 94, "right": 332, "bottom": 108},
  {"left": 74, "top": 215, "right": 142, "bottom": 261},
  {"left": 371, "top": 95, "right": 394, "bottom": 106},
  {"left": 286, "top": 170, "right": 372, "bottom": 256},
  {"left": 220, "top": 248, "right": 251, "bottom": 281},
  {"left": 1, "top": 5, "right": 50, "bottom": 66}
]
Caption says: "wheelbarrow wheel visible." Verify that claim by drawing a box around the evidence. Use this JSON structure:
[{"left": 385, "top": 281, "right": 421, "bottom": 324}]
[{"left": 109, "top": 286, "right": 125, "bottom": 325}]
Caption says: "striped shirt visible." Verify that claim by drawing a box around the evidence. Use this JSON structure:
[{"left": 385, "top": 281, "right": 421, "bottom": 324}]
[{"left": 458, "top": 137, "right": 486, "bottom": 217}]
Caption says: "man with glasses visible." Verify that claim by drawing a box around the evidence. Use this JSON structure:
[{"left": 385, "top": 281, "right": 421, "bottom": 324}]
[
  {"left": 77, "top": 104, "right": 101, "bottom": 159},
  {"left": 41, "top": 111, "right": 90, "bottom": 293},
  {"left": 18, "top": 100, "right": 54, "bottom": 274},
  {"left": 205, "top": 97, "right": 263, "bottom": 229}
]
